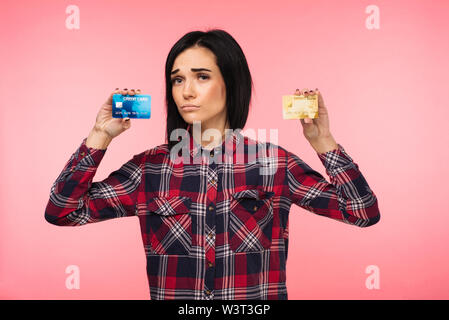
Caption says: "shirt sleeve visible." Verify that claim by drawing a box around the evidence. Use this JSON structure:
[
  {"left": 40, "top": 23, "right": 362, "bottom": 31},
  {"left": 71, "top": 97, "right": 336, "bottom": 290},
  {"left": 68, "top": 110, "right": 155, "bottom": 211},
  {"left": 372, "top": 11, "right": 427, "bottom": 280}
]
[
  {"left": 286, "top": 143, "right": 380, "bottom": 227},
  {"left": 44, "top": 137, "right": 145, "bottom": 226}
]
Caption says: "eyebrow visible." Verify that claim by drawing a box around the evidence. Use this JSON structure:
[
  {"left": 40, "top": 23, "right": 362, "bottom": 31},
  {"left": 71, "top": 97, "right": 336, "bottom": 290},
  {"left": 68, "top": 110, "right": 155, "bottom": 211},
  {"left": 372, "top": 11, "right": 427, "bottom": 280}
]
[{"left": 171, "top": 68, "right": 212, "bottom": 75}]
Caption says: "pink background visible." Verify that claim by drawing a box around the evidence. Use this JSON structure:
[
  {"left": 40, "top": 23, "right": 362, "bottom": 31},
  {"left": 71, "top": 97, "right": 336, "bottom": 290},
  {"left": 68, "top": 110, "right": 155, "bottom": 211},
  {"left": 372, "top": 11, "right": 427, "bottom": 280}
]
[{"left": 1, "top": 0, "right": 448, "bottom": 299}]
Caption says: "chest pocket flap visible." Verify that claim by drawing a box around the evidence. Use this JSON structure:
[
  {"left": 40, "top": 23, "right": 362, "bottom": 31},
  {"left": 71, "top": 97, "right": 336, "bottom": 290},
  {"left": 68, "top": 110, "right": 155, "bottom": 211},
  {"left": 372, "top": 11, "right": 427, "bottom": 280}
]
[
  {"left": 144, "top": 195, "right": 193, "bottom": 255},
  {"left": 229, "top": 188, "right": 275, "bottom": 253},
  {"left": 147, "top": 196, "right": 192, "bottom": 216}
]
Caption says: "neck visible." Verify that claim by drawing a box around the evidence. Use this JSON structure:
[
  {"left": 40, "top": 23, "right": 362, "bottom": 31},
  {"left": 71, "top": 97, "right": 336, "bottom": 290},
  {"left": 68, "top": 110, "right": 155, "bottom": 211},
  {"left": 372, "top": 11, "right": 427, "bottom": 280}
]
[{"left": 191, "top": 121, "right": 230, "bottom": 149}]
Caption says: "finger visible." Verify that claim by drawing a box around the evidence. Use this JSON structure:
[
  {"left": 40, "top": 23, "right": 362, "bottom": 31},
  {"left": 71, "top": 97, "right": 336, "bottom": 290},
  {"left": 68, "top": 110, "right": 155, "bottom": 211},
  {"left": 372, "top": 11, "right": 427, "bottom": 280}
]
[
  {"left": 316, "top": 89, "right": 326, "bottom": 110},
  {"left": 294, "top": 88, "right": 300, "bottom": 95},
  {"left": 135, "top": 88, "right": 142, "bottom": 94},
  {"left": 129, "top": 88, "right": 136, "bottom": 96},
  {"left": 113, "top": 88, "right": 121, "bottom": 97},
  {"left": 106, "top": 88, "right": 121, "bottom": 105},
  {"left": 122, "top": 117, "right": 131, "bottom": 129},
  {"left": 121, "top": 88, "right": 128, "bottom": 95},
  {"left": 300, "top": 118, "right": 313, "bottom": 126},
  {"left": 302, "top": 88, "right": 309, "bottom": 96}
]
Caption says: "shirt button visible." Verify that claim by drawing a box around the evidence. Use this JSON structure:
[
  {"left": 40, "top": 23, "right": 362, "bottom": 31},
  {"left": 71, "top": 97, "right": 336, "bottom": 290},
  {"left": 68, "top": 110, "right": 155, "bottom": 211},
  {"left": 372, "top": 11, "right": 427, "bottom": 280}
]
[
  {"left": 208, "top": 233, "right": 214, "bottom": 240},
  {"left": 80, "top": 152, "right": 85, "bottom": 156},
  {"left": 207, "top": 261, "right": 213, "bottom": 268},
  {"left": 253, "top": 205, "right": 258, "bottom": 211},
  {"left": 210, "top": 150, "right": 214, "bottom": 157},
  {"left": 205, "top": 290, "right": 212, "bottom": 295},
  {"left": 208, "top": 205, "right": 214, "bottom": 211}
]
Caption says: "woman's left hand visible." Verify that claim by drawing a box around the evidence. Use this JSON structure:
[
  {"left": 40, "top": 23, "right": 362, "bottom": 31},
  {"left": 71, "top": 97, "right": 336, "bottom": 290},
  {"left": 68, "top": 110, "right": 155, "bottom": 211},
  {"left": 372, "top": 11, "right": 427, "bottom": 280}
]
[
  {"left": 295, "top": 88, "right": 330, "bottom": 140},
  {"left": 295, "top": 88, "right": 338, "bottom": 153}
]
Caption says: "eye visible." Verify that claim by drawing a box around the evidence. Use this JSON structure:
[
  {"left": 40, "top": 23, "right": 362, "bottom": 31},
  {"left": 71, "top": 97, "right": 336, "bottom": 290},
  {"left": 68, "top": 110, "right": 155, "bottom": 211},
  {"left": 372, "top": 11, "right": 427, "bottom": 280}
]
[
  {"left": 171, "top": 74, "right": 210, "bottom": 85},
  {"left": 198, "top": 73, "right": 209, "bottom": 80}
]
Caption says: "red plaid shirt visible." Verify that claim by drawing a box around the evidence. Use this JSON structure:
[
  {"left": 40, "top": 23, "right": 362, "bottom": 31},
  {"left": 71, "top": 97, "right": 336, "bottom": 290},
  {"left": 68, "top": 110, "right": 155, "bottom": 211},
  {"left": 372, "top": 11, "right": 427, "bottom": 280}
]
[{"left": 45, "top": 130, "right": 380, "bottom": 299}]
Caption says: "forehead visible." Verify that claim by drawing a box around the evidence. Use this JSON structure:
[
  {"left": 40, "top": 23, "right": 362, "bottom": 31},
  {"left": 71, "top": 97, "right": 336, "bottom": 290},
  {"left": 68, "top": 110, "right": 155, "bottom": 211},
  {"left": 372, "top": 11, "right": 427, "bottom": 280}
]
[{"left": 172, "top": 47, "right": 217, "bottom": 71}]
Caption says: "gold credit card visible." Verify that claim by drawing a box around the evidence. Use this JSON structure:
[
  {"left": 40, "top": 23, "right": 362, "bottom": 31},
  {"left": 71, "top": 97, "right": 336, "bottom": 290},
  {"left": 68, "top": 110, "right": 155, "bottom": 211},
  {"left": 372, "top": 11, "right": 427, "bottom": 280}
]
[{"left": 282, "top": 94, "right": 318, "bottom": 119}]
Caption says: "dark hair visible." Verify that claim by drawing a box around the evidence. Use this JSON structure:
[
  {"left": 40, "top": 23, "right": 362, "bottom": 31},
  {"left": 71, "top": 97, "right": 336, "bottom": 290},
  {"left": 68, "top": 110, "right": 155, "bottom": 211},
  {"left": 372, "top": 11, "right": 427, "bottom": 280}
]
[{"left": 164, "top": 29, "right": 254, "bottom": 150}]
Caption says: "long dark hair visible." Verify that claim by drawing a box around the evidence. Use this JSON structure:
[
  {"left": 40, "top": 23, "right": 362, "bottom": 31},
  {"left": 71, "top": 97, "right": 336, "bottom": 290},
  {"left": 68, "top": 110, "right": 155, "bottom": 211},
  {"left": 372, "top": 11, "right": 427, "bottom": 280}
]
[{"left": 164, "top": 29, "right": 254, "bottom": 150}]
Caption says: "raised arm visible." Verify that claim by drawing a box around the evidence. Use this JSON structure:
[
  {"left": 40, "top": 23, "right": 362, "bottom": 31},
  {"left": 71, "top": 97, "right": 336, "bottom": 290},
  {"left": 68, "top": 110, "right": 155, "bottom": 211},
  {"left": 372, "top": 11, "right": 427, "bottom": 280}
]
[
  {"left": 44, "top": 87, "right": 144, "bottom": 226},
  {"left": 286, "top": 145, "right": 380, "bottom": 227},
  {"left": 44, "top": 137, "right": 145, "bottom": 226}
]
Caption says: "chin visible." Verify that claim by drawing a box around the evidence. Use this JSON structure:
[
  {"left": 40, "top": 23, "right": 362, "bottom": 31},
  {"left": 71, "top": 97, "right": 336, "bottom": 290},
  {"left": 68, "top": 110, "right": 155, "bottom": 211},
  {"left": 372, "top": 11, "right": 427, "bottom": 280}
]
[{"left": 182, "top": 114, "right": 205, "bottom": 125}]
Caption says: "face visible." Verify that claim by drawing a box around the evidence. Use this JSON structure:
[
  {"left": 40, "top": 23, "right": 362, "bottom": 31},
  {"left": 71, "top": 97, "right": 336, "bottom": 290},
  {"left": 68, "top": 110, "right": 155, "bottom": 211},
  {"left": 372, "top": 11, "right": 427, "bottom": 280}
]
[{"left": 171, "top": 46, "right": 228, "bottom": 134}]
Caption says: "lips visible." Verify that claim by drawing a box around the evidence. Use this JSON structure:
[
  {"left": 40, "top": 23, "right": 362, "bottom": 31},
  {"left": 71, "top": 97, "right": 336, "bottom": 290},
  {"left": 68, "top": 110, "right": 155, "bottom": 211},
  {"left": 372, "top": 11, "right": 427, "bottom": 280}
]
[{"left": 181, "top": 104, "right": 200, "bottom": 111}]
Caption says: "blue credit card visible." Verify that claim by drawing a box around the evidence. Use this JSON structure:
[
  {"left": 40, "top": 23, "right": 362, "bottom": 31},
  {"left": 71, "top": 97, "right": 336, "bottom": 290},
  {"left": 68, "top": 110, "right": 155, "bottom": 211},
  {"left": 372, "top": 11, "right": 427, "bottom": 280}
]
[{"left": 112, "top": 94, "right": 151, "bottom": 119}]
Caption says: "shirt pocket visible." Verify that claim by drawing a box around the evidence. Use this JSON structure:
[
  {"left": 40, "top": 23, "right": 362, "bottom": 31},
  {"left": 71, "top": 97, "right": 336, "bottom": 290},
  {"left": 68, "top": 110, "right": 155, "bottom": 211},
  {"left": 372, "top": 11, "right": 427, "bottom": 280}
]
[
  {"left": 228, "top": 189, "right": 275, "bottom": 253},
  {"left": 144, "top": 196, "right": 193, "bottom": 255}
]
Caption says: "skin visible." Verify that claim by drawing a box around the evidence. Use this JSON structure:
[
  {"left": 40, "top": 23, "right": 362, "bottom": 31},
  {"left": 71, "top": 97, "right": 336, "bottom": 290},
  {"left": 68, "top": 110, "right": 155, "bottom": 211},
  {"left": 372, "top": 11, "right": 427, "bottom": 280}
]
[
  {"left": 295, "top": 88, "right": 339, "bottom": 154},
  {"left": 87, "top": 49, "right": 337, "bottom": 154},
  {"left": 86, "top": 87, "right": 139, "bottom": 149},
  {"left": 170, "top": 46, "right": 230, "bottom": 149}
]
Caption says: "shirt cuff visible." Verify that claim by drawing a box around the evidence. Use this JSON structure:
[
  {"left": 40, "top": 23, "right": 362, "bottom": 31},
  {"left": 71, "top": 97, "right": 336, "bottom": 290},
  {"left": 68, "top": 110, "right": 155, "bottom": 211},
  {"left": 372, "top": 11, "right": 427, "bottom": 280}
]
[
  {"left": 317, "top": 143, "right": 354, "bottom": 172},
  {"left": 77, "top": 137, "right": 107, "bottom": 166}
]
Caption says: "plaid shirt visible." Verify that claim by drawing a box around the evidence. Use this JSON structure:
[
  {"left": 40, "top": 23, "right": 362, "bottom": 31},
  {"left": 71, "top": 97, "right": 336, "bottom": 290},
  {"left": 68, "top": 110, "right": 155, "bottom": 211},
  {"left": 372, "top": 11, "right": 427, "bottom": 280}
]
[{"left": 45, "top": 130, "right": 380, "bottom": 299}]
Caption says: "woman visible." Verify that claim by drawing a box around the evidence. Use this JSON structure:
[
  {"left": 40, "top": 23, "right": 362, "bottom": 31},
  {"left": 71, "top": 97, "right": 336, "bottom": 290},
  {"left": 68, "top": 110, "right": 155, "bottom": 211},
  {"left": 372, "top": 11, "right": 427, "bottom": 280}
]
[{"left": 45, "top": 29, "right": 380, "bottom": 300}]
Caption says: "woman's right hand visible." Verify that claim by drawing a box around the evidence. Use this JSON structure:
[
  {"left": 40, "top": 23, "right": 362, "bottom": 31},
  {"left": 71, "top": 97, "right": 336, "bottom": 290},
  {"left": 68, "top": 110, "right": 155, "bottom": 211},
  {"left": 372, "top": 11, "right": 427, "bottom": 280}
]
[
  {"left": 93, "top": 88, "right": 141, "bottom": 139},
  {"left": 86, "top": 88, "right": 141, "bottom": 149}
]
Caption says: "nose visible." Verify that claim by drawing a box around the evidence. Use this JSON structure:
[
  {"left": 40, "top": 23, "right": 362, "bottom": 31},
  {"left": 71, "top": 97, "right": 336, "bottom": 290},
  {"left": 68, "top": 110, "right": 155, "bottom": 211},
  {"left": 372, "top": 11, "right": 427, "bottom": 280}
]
[{"left": 182, "top": 79, "right": 196, "bottom": 99}]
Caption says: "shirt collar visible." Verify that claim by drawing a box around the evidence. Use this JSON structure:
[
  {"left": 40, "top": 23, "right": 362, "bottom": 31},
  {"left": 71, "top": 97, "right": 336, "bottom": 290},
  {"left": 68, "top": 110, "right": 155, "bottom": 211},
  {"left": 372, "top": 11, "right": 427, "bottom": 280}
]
[{"left": 189, "top": 129, "right": 243, "bottom": 159}]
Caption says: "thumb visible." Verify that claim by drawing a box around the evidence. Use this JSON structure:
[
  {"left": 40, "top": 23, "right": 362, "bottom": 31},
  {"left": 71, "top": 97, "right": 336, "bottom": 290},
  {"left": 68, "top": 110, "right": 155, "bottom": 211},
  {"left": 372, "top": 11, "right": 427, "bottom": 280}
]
[
  {"left": 304, "top": 117, "right": 313, "bottom": 124},
  {"left": 300, "top": 118, "right": 312, "bottom": 126},
  {"left": 122, "top": 117, "right": 131, "bottom": 129}
]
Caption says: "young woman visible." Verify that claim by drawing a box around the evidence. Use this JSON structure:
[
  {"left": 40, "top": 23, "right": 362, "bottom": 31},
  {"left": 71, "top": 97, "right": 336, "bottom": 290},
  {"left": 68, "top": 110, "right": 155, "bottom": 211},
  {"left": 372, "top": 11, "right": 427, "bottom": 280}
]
[{"left": 45, "top": 29, "right": 380, "bottom": 300}]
